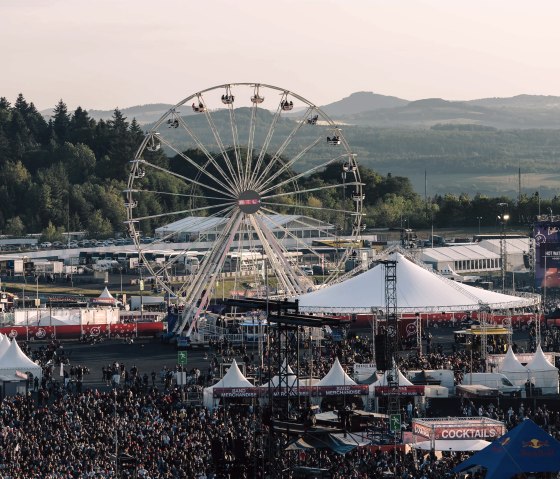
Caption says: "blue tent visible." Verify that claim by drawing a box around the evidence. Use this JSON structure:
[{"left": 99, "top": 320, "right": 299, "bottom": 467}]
[{"left": 453, "top": 419, "right": 560, "bottom": 478}]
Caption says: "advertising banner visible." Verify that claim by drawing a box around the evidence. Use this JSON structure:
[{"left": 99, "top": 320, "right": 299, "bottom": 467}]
[
  {"left": 373, "top": 386, "right": 425, "bottom": 397},
  {"left": 534, "top": 220, "right": 560, "bottom": 289},
  {"left": 412, "top": 420, "right": 505, "bottom": 440}
]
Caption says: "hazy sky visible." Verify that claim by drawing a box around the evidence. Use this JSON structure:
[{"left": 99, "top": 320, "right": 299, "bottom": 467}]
[{"left": 3, "top": 0, "right": 560, "bottom": 111}]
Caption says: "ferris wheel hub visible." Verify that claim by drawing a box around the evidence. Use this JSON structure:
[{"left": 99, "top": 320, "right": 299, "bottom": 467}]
[{"left": 237, "top": 190, "right": 261, "bottom": 214}]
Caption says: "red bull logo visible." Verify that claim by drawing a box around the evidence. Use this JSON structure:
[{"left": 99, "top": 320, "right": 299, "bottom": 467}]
[{"left": 522, "top": 438, "right": 549, "bottom": 449}]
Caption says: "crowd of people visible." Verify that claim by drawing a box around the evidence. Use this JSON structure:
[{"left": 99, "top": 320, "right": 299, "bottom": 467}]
[{"left": 0, "top": 325, "right": 557, "bottom": 478}]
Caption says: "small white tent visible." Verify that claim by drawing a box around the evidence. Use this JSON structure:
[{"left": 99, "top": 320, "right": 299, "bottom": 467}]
[
  {"left": 92, "top": 287, "right": 119, "bottom": 306},
  {"left": 499, "top": 347, "right": 528, "bottom": 387},
  {"left": 203, "top": 360, "right": 254, "bottom": 409},
  {"left": 526, "top": 345, "right": 559, "bottom": 395},
  {"left": 370, "top": 368, "right": 414, "bottom": 388},
  {"left": 0, "top": 339, "right": 42, "bottom": 381},
  {"left": 260, "top": 362, "right": 300, "bottom": 389},
  {"left": 316, "top": 358, "right": 357, "bottom": 387}
]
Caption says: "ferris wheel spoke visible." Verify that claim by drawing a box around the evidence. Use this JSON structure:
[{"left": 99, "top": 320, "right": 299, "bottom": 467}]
[
  {"left": 226, "top": 102, "right": 244, "bottom": 194},
  {"left": 245, "top": 98, "right": 260, "bottom": 191},
  {"left": 252, "top": 105, "right": 313, "bottom": 190},
  {"left": 255, "top": 134, "right": 321, "bottom": 192},
  {"left": 128, "top": 189, "right": 230, "bottom": 202},
  {"left": 183, "top": 212, "right": 243, "bottom": 307},
  {"left": 132, "top": 201, "right": 236, "bottom": 222},
  {"left": 156, "top": 135, "right": 237, "bottom": 196},
  {"left": 261, "top": 201, "right": 352, "bottom": 215},
  {"left": 141, "top": 204, "right": 236, "bottom": 255},
  {"left": 252, "top": 214, "right": 309, "bottom": 295},
  {"left": 198, "top": 94, "right": 242, "bottom": 191},
  {"left": 263, "top": 181, "right": 361, "bottom": 200},
  {"left": 259, "top": 153, "right": 351, "bottom": 196},
  {"left": 138, "top": 158, "right": 236, "bottom": 200},
  {"left": 248, "top": 93, "right": 286, "bottom": 191},
  {"left": 174, "top": 114, "right": 238, "bottom": 193},
  {"left": 263, "top": 208, "right": 344, "bottom": 256}
]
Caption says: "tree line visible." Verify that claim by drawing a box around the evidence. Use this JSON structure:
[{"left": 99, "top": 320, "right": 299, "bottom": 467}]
[{"left": 0, "top": 94, "right": 555, "bottom": 241}]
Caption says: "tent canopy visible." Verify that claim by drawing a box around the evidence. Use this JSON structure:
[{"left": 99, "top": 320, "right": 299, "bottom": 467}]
[
  {"left": 0, "top": 339, "right": 42, "bottom": 380},
  {"left": 316, "top": 358, "right": 356, "bottom": 387},
  {"left": 298, "top": 253, "right": 539, "bottom": 313},
  {"left": 285, "top": 432, "right": 370, "bottom": 454},
  {"left": 209, "top": 360, "right": 254, "bottom": 389},
  {"left": 453, "top": 419, "right": 560, "bottom": 478},
  {"left": 371, "top": 368, "right": 413, "bottom": 386},
  {"left": 527, "top": 345, "right": 558, "bottom": 372},
  {"left": 92, "top": 287, "right": 118, "bottom": 305},
  {"left": 500, "top": 347, "right": 528, "bottom": 373}
]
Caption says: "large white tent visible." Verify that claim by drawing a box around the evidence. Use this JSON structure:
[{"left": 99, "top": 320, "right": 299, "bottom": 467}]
[
  {"left": 298, "top": 253, "right": 539, "bottom": 313},
  {"left": 498, "top": 347, "right": 528, "bottom": 387},
  {"left": 526, "top": 346, "right": 559, "bottom": 395},
  {"left": 0, "top": 339, "right": 42, "bottom": 381}
]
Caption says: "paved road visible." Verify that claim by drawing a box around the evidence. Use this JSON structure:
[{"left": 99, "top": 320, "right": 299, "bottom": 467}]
[{"left": 32, "top": 338, "right": 211, "bottom": 390}]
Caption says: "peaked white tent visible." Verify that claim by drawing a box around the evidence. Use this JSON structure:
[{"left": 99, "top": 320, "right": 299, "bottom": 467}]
[
  {"left": 203, "top": 360, "right": 254, "bottom": 409},
  {"left": 298, "top": 253, "right": 539, "bottom": 313},
  {"left": 526, "top": 345, "right": 559, "bottom": 394},
  {"left": 316, "top": 358, "right": 356, "bottom": 387},
  {"left": 498, "top": 347, "right": 528, "bottom": 386},
  {"left": 0, "top": 339, "right": 42, "bottom": 381},
  {"left": 0, "top": 334, "right": 10, "bottom": 358},
  {"left": 370, "top": 368, "right": 414, "bottom": 388},
  {"left": 92, "top": 287, "right": 119, "bottom": 306}
]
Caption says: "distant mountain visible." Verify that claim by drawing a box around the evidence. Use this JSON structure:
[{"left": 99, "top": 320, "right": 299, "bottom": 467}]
[
  {"left": 319, "top": 91, "right": 409, "bottom": 116},
  {"left": 467, "top": 94, "right": 560, "bottom": 109},
  {"left": 38, "top": 94, "right": 560, "bottom": 130},
  {"left": 41, "top": 103, "right": 176, "bottom": 124},
  {"left": 334, "top": 97, "right": 560, "bottom": 129}
]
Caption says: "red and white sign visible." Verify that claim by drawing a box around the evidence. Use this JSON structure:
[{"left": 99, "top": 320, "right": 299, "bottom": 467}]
[{"left": 412, "top": 419, "right": 505, "bottom": 440}]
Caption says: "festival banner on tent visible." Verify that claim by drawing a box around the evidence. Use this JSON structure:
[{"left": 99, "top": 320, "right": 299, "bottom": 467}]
[
  {"left": 373, "top": 386, "right": 425, "bottom": 396},
  {"left": 212, "top": 384, "right": 369, "bottom": 399}
]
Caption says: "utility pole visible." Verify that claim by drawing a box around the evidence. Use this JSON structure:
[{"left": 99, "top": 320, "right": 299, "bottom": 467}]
[{"left": 497, "top": 203, "right": 509, "bottom": 293}]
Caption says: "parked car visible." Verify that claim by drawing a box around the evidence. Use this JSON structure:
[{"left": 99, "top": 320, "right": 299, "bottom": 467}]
[{"left": 40, "top": 242, "right": 52, "bottom": 248}]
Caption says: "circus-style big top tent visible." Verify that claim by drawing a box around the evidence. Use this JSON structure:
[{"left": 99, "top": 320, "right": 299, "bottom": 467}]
[
  {"left": 0, "top": 338, "right": 42, "bottom": 380},
  {"left": 298, "top": 253, "right": 539, "bottom": 313}
]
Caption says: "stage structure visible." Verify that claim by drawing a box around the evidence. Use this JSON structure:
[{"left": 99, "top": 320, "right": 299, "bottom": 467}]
[{"left": 224, "top": 297, "right": 351, "bottom": 478}]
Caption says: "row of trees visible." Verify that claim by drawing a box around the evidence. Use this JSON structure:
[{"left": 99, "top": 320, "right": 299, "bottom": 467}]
[{"left": 0, "top": 94, "right": 556, "bottom": 241}]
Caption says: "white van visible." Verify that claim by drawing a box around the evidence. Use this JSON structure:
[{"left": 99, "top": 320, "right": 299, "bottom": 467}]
[{"left": 461, "top": 372, "right": 522, "bottom": 396}]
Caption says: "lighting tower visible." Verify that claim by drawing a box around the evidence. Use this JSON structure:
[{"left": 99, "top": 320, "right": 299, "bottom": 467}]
[{"left": 497, "top": 203, "right": 510, "bottom": 292}]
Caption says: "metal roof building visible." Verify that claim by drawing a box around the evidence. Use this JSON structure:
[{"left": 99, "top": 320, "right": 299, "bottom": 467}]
[
  {"left": 421, "top": 237, "right": 530, "bottom": 274},
  {"left": 155, "top": 214, "right": 335, "bottom": 244}
]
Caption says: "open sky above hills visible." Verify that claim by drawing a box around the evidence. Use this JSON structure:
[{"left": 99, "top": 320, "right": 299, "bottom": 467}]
[{"left": 3, "top": 0, "right": 560, "bottom": 111}]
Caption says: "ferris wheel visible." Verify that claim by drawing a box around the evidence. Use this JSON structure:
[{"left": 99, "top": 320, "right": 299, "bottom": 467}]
[{"left": 125, "top": 83, "right": 364, "bottom": 334}]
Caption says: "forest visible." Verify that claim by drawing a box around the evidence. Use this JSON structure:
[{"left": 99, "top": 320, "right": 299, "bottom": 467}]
[{"left": 0, "top": 94, "right": 556, "bottom": 241}]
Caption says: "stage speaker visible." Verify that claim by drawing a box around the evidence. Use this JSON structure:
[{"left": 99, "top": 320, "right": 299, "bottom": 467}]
[{"left": 375, "top": 334, "right": 389, "bottom": 370}]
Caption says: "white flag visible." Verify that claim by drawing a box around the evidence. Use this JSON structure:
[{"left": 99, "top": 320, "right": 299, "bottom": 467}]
[{"left": 59, "top": 363, "right": 64, "bottom": 377}]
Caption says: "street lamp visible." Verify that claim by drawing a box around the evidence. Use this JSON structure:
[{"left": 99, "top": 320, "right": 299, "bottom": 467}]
[
  {"left": 476, "top": 217, "right": 482, "bottom": 235},
  {"left": 497, "top": 203, "right": 510, "bottom": 293}
]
